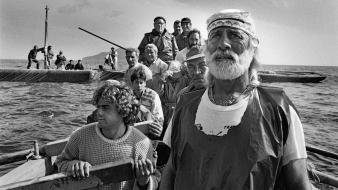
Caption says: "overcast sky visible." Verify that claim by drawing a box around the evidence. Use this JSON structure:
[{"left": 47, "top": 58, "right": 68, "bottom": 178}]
[{"left": 0, "top": 0, "right": 337, "bottom": 66}]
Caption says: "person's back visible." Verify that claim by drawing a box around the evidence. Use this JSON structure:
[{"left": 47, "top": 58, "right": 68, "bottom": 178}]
[{"left": 55, "top": 51, "right": 66, "bottom": 70}]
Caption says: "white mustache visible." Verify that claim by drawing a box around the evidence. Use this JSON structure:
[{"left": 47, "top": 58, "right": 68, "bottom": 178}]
[{"left": 212, "top": 51, "right": 235, "bottom": 61}]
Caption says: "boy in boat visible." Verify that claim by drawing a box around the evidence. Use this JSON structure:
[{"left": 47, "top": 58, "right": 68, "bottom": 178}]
[
  {"left": 160, "top": 9, "right": 311, "bottom": 190},
  {"left": 56, "top": 80, "right": 159, "bottom": 190},
  {"left": 130, "top": 67, "right": 164, "bottom": 140},
  {"left": 27, "top": 45, "right": 44, "bottom": 69}
]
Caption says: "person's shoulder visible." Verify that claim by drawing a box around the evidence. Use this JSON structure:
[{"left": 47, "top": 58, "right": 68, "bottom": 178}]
[
  {"left": 144, "top": 87, "right": 159, "bottom": 99},
  {"left": 176, "top": 88, "right": 205, "bottom": 109},
  {"left": 70, "top": 123, "right": 97, "bottom": 138},
  {"left": 130, "top": 127, "right": 151, "bottom": 144}
]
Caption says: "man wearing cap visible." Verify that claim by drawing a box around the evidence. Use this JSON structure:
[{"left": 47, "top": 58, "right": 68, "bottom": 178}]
[
  {"left": 175, "top": 17, "right": 192, "bottom": 51},
  {"left": 138, "top": 16, "right": 178, "bottom": 63},
  {"left": 162, "top": 46, "right": 207, "bottom": 145},
  {"left": 172, "top": 20, "right": 182, "bottom": 37},
  {"left": 175, "top": 29, "right": 202, "bottom": 65},
  {"left": 104, "top": 47, "right": 118, "bottom": 70},
  {"left": 160, "top": 9, "right": 311, "bottom": 190}
]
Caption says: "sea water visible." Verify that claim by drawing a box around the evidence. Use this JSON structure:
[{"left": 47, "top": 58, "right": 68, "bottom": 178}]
[{"left": 0, "top": 63, "right": 337, "bottom": 181}]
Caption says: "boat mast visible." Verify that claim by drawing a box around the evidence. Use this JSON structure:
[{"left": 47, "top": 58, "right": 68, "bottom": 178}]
[{"left": 43, "top": 5, "right": 49, "bottom": 69}]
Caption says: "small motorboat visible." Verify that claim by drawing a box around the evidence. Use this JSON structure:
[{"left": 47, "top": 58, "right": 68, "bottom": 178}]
[{"left": 258, "top": 71, "right": 327, "bottom": 83}]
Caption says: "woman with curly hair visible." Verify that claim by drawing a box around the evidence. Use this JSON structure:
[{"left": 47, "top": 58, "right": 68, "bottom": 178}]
[{"left": 55, "top": 80, "right": 159, "bottom": 190}]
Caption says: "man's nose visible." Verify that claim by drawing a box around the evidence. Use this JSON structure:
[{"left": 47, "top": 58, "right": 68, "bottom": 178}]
[{"left": 218, "top": 33, "right": 231, "bottom": 50}]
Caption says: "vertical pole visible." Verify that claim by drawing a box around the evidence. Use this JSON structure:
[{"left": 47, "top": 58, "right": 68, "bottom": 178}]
[{"left": 44, "top": 5, "right": 49, "bottom": 69}]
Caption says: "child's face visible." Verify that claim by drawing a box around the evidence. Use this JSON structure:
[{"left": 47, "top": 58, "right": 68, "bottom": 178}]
[{"left": 131, "top": 79, "right": 146, "bottom": 94}]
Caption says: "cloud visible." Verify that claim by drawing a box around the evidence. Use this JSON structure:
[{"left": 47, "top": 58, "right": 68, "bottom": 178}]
[{"left": 58, "top": 0, "right": 90, "bottom": 15}]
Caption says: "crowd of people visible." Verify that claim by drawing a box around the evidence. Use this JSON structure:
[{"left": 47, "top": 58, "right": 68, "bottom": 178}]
[
  {"left": 27, "top": 45, "right": 84, "bottom": 70},
  {"left": 55, "top": 9, "right": 312, "bottom": 190}
]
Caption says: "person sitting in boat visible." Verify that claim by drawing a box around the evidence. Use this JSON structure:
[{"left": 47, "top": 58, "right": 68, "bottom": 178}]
[
  {"left": 138, "top": 16, "right": 178, "bottom": 63},
  {"left": 160, "top": 9, "right": 311, "bottom": 190},
  {"left": 55, "top": 51, "right": 66, "bottom": 70},
  {"left": 46, "top": 45, "right": 54, "bottom": 69},
  {"left": 124, "top": 48, "right": 153, "bottom": 87},
  {"left": 105, "top": 47, "right": 118, "bottom": 70},
  {"left": 27, "top": 45, "right": 44, "bottom": 69},
  {"left": 65, "top": 59, "right": 75, "bottom": 70},
  {"left": 130, "top": 67, "right": 164, "bottom": 140},
  {"left": 55, "top": 80, "right": 160, "bottom": 190},
  {"left": 143, "top": 44, "right": 168, "bottom": 96},
  {"left": 74, "top": 59, "right": 84, "bottom": 70}
]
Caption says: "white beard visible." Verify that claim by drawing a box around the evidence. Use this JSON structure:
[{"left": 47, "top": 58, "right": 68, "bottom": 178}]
[{"left": 204, "top": 48, "right": 252, "bottom": 80}]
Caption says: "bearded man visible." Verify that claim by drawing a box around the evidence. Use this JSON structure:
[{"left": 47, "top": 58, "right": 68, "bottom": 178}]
[
  {"left": 175, "top": 29, "right": 202, "bottom": 65},
  {"left": 160, "top": 9, "right": 311, "bottom": 190}
]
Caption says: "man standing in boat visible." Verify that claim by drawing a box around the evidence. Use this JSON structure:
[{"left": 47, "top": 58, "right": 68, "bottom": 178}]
[
  {"left": 160, "top": 9, "right": 311, "bottom": 190},
  {"left": 138, "top": 16, "right": 178, "bottom": 63},
  {"left": 46, "top": 45, "right": 54, "bottom": 69},
  {"left": 104, "top": 47, "right": 118, "bottom": 70},
  {"left": 27, "top": 45, "right": 44, "bottom": 69}
]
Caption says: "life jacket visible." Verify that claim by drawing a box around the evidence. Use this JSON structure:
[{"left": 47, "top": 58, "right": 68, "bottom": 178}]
[{"left": 170, "top": 85, "right": 297, "bottom": 190}]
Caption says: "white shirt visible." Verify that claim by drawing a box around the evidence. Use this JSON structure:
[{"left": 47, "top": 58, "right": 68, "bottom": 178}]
[
  {"left": 175, "top": 47, "right": 189, "bottom": 64},
  {"left": 163, "top": 89, "right": 307, "bottom": 166}
]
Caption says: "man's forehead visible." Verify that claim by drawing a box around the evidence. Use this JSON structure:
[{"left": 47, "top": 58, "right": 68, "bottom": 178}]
[
  {"left": 210, "top": 26, "right": 247, "bottom": 35},
  {"left": 187, "top": 58, "right": 205, "bottom": 65}
]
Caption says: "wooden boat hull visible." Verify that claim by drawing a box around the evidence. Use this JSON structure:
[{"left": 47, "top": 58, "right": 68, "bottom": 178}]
[
  {"left": 258, "top": 71, "right": 326, "bottom": 83},
  {"left": 0, "top": 69, "right": 125, "bottom": 83},
  {"left": 0, "top": 69, "right": 327, "bottom": 83}
]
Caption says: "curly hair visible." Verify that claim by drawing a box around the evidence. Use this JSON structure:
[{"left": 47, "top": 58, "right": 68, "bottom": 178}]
[{"left": 91, "top": 80, "right": 140, "bottom": 125}]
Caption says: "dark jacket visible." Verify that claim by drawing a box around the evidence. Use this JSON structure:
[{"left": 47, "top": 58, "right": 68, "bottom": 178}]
[
  {"left": 169, "top": 86, "right": 296, "bottom": 190},
  {"left": 138, "top": 29, "right": 178, "bottom": 63}
]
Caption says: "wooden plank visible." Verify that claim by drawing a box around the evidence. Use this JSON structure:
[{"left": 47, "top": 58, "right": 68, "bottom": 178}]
[
  {"left": 0, "top": 159, "right": 134, "bottom": 190},
  {"left": 0, "top": 158, "right": 54, "bottom": 186}
]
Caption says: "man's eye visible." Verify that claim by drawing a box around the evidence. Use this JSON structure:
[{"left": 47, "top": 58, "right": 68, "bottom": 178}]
[{"left": 229, "top": 32, "right": 243, "bottom": 40}]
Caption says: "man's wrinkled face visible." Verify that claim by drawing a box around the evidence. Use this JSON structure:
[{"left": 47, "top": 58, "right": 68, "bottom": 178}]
[
  {"left": 187, "top": 58, "right": 208, "bottom": 88},
  {"left": 188, "top": 32, "right": 201, "bottom": 48},
  {"left": 154, "top": 19, "right": 166, "bottom": 34},
  {"left": 205, "top": 27, "right": 255, "bottom": 80},
  {"left": 125, "top": 52, "right": 138, "bottom": 68},
  {"left": 145, "top": 48, "right": 157, "bottom": 63},
  {"left": 181, "top": 22, "right": 191, "bottom": 33},
  {"left": 174, "top": 22, "right": 182, "bottom": 34}
]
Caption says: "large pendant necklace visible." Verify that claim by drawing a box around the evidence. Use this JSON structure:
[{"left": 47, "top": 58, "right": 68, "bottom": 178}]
[{"left": 208, "top": 84, "right": 255, "bottom": 106}]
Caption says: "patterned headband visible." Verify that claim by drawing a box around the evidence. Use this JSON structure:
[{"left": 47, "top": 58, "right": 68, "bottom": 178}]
[{"left": 207, "top": 9, "right": 258, "bottom": 39}]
